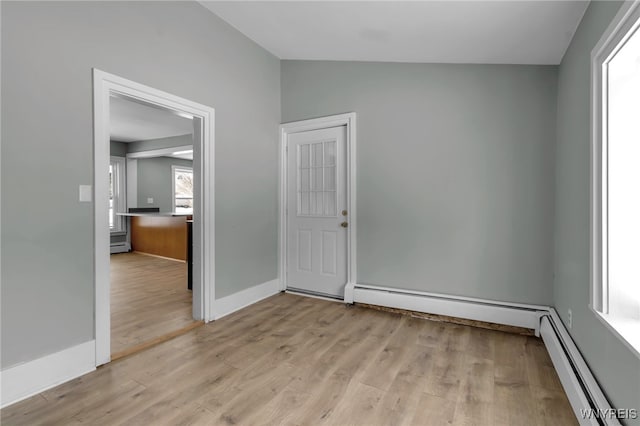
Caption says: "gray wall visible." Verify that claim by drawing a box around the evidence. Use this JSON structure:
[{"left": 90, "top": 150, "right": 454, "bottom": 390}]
[
  {"left": 282, "top": 61, "right": 557, "bottom": 305},
  {"left": 109, "top": 140, "right": 127, "bottom": 157},
  {"left": 555, "top": 1, "right": 640, "bottom": 421},
  {"left": 1, "top": 1, "right": 280, "bottom": 369},
  {"left": 137, "top": 157, "right": 193, "bottom": 212}
]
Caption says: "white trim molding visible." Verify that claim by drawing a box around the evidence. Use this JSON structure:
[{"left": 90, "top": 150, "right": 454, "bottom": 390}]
[
  {"left": 0, "top": 341, "right": 96, "bottom": 409},
  {"left": 212, "top": 279, "right": 281, "bottom": 320},
  {"left": 278, "top": 113, "right": 357, "bottom": 298},
  {"left": 93, "top": 69, "right": 216, "bottom": 366},
  {"left": 590, "top": 1, "right": 640, "bottom": 354}
]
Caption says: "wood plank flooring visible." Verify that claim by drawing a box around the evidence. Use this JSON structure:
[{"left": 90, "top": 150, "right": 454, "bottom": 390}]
[
  {"left": 110, "top": 252, "right": 196, "bottom": 356},
  {"left": 1, "top": 293, "right": 577, "bottom": 426}
]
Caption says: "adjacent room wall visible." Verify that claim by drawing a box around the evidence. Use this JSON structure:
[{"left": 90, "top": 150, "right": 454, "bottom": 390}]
[
  {"left": 109, "top": 140, "right": 127, "bottom": 157},
  {"left": 554, "top": 1, "right": 640, "bottom": 420},
  {"left": 1, "top": 1, "right": 280, "bottom": 369},
  {"left": 127, "top": 134, "right": 193, "bottom": 154},
  {"left": 282, "top": 61, "right": 557, "bottom": 305},
  {"left": 137, "top": 157, "right": 193, "bottom": 212}
]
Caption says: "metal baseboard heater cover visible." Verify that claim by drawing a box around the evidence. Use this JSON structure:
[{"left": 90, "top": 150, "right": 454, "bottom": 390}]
[
  {"left": 109, "top": 242, "right": 131, "bottom": 254},
  {"left": 541, "top": 310, "right": 621, "bottom": 426},
  {"left": 350, "top": 284, "right": 543, "bottom": 332}
]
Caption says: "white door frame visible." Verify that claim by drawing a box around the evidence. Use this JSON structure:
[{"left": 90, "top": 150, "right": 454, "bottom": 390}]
[
  {"left": 93, "top": 69, "right": 215, "bottom": 366},
  {"left": 278, "top": 113, "right": 357, "bottom": 301}
]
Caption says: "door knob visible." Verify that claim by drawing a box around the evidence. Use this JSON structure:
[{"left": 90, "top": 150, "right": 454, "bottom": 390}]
[{"left": 340, "top": 221, "right": 348, "bottom": 228}]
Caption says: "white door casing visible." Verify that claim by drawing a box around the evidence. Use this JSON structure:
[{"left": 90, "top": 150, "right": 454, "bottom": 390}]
[
  {"left": 279, "top": 113, "right": 357, "bottom": 301},
  {"left": 93, "top": 69, "right": 215, "bottom": 366},
  {"left": 287, "top": 126, "right": 347, "bottom": 298}
]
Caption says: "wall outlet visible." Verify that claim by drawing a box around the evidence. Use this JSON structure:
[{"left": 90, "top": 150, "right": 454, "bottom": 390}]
[
  {"left": 147, "top": 198, "right": 154, "bottom": 204},
  {"left": 567, "top": 309, "right": 573, "bottom": 329}
]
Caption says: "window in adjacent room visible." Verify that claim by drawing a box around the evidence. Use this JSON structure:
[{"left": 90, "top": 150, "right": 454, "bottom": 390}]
[
  {"left": 109, "top": 156, "right": 126, "bottom": 233},
  {"left": 173, "top": 165, "right": 193, "bottom": 213},
  {"left": 592, "top": 2, "right": 640, "bottom": 355}
]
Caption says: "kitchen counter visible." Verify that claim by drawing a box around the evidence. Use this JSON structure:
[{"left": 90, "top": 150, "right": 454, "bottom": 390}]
[
  {"left": 116, "top": 212, "right": 192, "bottom": 217},
  {"left": 118, "top": 213, "right": 191, "bottom": 261}
]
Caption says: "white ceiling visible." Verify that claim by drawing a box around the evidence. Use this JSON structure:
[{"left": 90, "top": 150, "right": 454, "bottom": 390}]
[
  {"left": 110, "top": 96, "right": 194, "bottom": 143},
  {"left": 201, "top": 1, "right": 589, "bottom": 65}
]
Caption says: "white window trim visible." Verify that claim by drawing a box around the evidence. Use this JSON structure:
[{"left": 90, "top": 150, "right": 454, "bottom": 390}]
[
  {"left": 591, "top": 0, "right": 640, "bottom": 358},
  {"left": 110, "top": 156, "right": 126, "bottom": 234},
  {"left": 171, "top": 164, "right": 193, "bottom": 213}
]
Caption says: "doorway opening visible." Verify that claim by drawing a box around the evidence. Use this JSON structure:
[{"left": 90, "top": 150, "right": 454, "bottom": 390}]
[
  {"left": 109, "top": 95, "right": 197, "bottom": 359},
  {"left": 93, "top": 70, "right": 215, "bottom": 366}
]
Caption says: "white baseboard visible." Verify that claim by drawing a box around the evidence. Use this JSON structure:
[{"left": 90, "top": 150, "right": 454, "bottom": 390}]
[
  {"left": 344, "top": 282, "right": 355, "bottom": 304},
  {"left": 351, "top": 283, "right": 543, "bottom": 332},
  {"left": 212, "top": 279, "right": 281, "bottom": 320},
  {"left": 0, "top": 340, "right": 96, "bottom": 409}
]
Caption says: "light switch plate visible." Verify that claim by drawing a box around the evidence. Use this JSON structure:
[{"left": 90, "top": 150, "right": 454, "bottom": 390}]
[
  {"left": 79, "top": 185, "right": 92, "bottom": 202},
  {"left": 147, "top": 198, "right": 154, "bottom": 204}
]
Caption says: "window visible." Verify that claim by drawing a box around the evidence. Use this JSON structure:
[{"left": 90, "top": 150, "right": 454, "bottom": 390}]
[
  {"left": 592, "top": 2, "right": 640, "bottom": 355},
  {"left": 172, "top": 166, "right": 193, "bottom": 213},
  {"left": 297, "top": 141, "right": 337, "bottom": 217},
  {"left": 109, "top": 156, "right": 126, "bottom": 233}
]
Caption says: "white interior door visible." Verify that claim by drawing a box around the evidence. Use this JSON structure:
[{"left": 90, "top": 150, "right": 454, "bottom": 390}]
[{"left": 287, "top": 126, "right": 348, "bottom": 298}]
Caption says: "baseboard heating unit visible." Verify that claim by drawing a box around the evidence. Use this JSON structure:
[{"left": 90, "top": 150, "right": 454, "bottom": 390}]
[
  {"left": 345, "top": 283, "right": 620, "bottom": 426},
  {"left": 110, "top": 242, "right": 131, "bottom": 254},
  {"left": 540, "top": 310, "right": 621, "bottom": 426}
]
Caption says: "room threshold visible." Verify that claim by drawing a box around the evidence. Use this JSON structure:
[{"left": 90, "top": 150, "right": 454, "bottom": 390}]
[
  {"left": 110, "top": 321, "right": 203, "bottom": 363},
  {"left": 285, "top": 287, "right": 344, "bottom": 303}
]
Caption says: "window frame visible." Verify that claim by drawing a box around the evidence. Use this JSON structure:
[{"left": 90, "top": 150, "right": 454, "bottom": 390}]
[
  {"left": 109, "top": 156, "right": 127, "bottom": 234},
  {"left": 591, "top": 1, "right": 640, "bottom": 358},
  {"left": 172, "top": 165, "right": 194, "bottom": 213},
  {"left": 296, "top": 140, "right": 338, "bottom": 218}
]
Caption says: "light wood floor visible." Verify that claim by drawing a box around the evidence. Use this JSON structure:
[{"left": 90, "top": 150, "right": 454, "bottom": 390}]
[
  {"left": 1, "top": 293, "right": 577, "bottom": 426},
  {"left": 110, "top": 252, "right": 195, "bottom": 356}
]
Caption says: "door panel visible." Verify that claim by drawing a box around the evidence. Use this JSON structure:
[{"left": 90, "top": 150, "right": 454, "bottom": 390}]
[
  {"left": 321, "top": 230, "right": 338, "bottom": 276},
  {"left": 287, "top": 126, "right": 347, "bottom": 298},
  {"left": 297, "top": 229, "right": 312, "bottom": 272}
]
